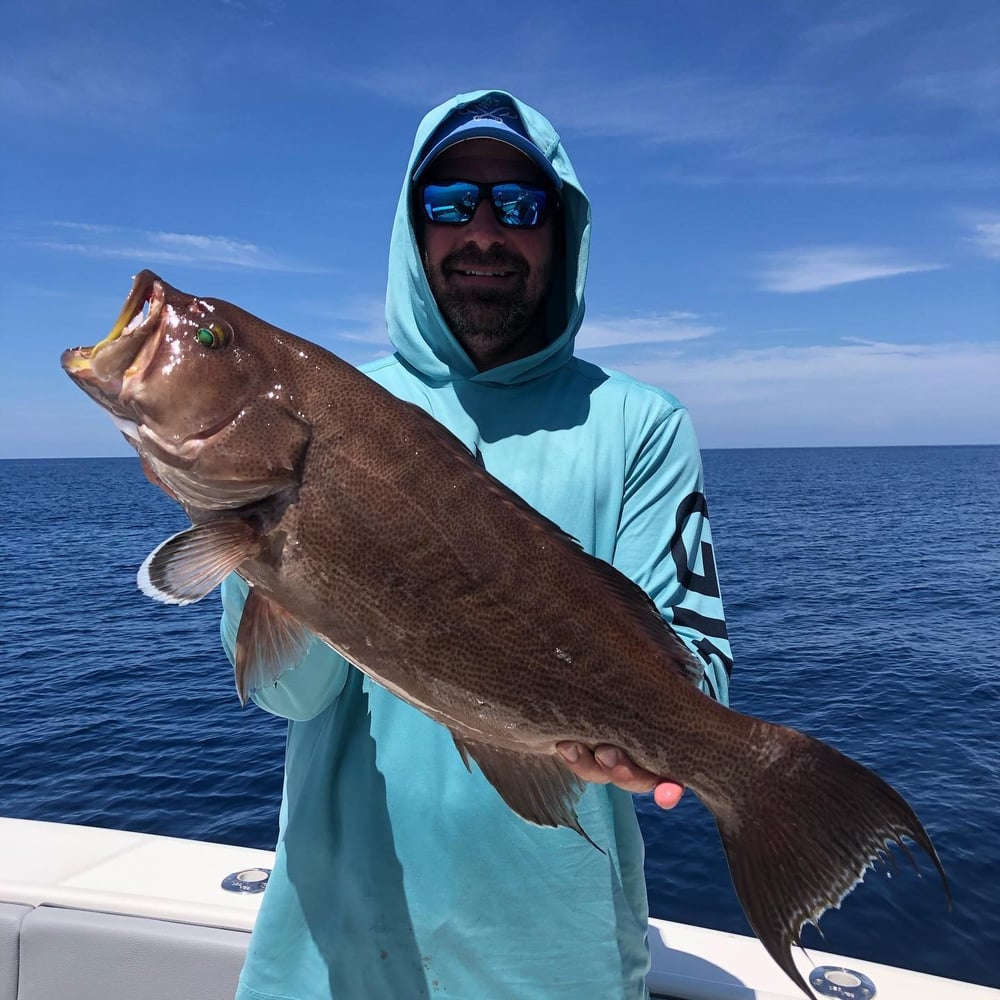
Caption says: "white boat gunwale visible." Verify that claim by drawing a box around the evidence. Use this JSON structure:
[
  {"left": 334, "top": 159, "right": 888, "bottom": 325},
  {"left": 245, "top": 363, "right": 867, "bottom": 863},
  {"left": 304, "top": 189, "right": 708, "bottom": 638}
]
[{"left": 0, "top": 817, "right": 994, "bottom": 1000}]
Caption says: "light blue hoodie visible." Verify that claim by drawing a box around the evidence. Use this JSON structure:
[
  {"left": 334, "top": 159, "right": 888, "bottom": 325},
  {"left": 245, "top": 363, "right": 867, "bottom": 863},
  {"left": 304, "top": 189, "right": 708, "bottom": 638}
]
[{"left": 221, "top": 90, "right": 731, "bottom": 1000}]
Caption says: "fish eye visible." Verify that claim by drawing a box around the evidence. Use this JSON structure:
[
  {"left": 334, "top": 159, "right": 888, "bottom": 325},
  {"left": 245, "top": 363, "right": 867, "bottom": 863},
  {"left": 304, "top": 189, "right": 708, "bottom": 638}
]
[{"left": 196, "top": 322, "right": 231, "bottom": 350}]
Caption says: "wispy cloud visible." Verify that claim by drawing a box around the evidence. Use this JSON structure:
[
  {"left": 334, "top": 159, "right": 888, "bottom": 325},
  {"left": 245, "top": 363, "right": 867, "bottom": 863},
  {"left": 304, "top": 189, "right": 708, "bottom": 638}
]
[
  {"left": 800, "top": 12, "right": 902, "bottom": 48},
  {"left": 758, "top": 246, "right": 944, "bottom": 293},
  {"left": 217, "top": 0, "right": 287, "bottom": 26},
  {"left": 295, "top": 295, "right": 391, "bottom": 351},
  {"left": 577, "top": 312, "right": 718, "bottom": 351},
  {"left": 602, "top": 339, "right": 1000, "bottom": 448},
  {"left": 897, "top": 65, "right": 1000, "bottom": 122},
  {"left": 965, "top": 216, "right": 1000, "bottom": 259},
  {"left": 548, "top": 76, "right": 814, "bottom": 147},
  {"left": 329, "top": 3, "right": 1000, "bottom": 191},
  {"left": 0, "top": 37, "right": 169, "bottom": 120},
  {"left": 17, "top": 222, "right": 330, "bottom": 273}
]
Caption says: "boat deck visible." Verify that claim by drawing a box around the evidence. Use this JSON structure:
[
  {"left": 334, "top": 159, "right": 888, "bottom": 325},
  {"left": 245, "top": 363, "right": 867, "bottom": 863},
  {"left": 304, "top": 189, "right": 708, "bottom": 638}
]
[{"left": 0, "top": 817, "right": 995, "bottom": 1000}]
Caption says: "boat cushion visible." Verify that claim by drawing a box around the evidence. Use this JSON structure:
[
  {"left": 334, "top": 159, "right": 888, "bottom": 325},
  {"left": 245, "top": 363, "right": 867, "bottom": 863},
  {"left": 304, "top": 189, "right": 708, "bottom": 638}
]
[
  {"left": 16, "top": 905, "right": 248, "bottom": 1000},
  {"left": 0, "top": 904, "right": 30, "bottom": 1000}
]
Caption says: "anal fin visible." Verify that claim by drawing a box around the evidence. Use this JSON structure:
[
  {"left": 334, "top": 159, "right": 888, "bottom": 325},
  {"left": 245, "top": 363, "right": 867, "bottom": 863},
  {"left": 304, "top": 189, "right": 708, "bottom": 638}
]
[
  {"left": 451, "top": 735, "right": 603, "bottom": 852},
  {"left": 234, "top": 587, "right": 313, "bottom": 705}
]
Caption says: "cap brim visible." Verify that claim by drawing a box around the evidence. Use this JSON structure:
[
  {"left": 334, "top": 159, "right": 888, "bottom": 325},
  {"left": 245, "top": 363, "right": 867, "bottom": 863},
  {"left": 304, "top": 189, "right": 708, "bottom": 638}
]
[{"left": 413, "top": 119, "right": 562, "bottom": 189}]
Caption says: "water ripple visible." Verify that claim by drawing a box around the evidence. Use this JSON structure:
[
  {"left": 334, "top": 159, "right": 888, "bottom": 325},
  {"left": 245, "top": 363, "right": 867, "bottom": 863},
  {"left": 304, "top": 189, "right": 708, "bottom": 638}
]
[{"left": 2, "top": 449, "right": 998, "bottom": 988}]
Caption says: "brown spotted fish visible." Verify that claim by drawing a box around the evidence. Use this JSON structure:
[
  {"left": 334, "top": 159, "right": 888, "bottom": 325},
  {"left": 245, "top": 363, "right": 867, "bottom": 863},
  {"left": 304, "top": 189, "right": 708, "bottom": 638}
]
[{"left": 62, "top": 271, "right": 949, "bottom": 997}]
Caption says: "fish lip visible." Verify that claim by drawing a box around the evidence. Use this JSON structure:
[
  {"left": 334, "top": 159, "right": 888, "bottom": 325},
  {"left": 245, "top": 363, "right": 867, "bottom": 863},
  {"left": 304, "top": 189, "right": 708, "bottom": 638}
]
[
  {"left": 62, "top": 271, "right": 240, "bottom": 456},
  {"left": 60, "top": 270, "right": 168, "bottom": 416},
  {"left": 61, "top": 269, "right": 165, "bottom": 379}
]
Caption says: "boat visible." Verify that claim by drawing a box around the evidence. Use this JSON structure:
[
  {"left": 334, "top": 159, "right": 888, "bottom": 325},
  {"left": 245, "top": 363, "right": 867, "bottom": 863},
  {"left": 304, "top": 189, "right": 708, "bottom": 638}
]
[{"left": 1, "top": 816, "right": 995, "bottom": 999}]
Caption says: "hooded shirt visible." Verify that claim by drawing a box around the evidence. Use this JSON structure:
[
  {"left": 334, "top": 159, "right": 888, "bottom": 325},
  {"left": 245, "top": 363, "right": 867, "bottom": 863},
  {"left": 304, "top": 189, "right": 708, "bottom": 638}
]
[{"left": 221, "top": 90, "right": 731, "bottom": 1000}]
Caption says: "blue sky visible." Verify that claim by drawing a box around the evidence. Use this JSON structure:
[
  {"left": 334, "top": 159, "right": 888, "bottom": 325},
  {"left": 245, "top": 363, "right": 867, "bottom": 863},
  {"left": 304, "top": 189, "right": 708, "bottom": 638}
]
[{"left": 2, "top": 0, "right": 997, "bottom": 457}]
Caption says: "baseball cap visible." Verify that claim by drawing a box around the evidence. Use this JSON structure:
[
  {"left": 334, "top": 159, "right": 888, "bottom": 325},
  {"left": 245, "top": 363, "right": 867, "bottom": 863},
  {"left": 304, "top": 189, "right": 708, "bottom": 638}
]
[{"left": 412, "top": 97, "right": 562, "bottom": 190}]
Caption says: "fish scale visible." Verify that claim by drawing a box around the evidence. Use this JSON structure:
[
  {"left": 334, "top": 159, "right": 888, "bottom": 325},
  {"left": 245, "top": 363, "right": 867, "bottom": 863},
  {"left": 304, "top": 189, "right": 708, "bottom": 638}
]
[{"left": 62, "top": 270, "right": 950, "bottom": 999}]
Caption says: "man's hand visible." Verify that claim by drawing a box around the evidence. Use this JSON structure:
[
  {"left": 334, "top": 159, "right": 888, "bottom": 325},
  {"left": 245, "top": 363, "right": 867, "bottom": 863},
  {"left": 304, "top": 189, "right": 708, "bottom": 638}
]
[{"left": 556, "top": 742, "right": 685, "bottom": 810}]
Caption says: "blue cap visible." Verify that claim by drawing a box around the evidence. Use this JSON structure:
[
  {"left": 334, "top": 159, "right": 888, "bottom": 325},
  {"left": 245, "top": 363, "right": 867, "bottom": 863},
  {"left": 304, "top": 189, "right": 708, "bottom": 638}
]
[{"left": 412, "top": 97, "right": 562, "bottom": 190}]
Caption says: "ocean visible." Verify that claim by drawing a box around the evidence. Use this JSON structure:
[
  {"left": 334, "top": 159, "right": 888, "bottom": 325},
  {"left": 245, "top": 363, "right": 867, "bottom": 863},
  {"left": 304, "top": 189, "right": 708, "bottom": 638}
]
[{"left": 1, "top": 447, "right": 997, "bottom": 990}]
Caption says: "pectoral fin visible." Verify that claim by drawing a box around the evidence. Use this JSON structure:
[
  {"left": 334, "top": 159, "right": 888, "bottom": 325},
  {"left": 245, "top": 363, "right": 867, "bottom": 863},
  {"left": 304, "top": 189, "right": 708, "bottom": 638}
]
[
  {"left": 138, "top": 520, "right": 261, "bottom": 605},
  {"left": 234, "top": 587, "right": 313, "bottom": 705},
  {"left": 451, "top": 735, "right": 603, "bottom": 851}
]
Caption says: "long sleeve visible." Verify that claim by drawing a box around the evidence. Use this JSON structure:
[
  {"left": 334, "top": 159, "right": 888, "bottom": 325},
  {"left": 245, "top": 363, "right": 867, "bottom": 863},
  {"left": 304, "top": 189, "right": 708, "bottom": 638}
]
[
  {"left": 220, "top": 574, "right": 351, "bottom": 721},
  {"left": 614, "top": 403, "right": 732, "bottom": 706}
]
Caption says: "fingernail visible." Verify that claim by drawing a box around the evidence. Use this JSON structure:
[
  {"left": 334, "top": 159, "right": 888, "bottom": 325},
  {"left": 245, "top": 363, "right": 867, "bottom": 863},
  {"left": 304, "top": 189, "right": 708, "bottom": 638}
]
[
  {"left": 559, "top": 743, "right": 581, "bottom": 763},
  {"left": 595, "top": 747, "right": 619, "bottom": 768}
]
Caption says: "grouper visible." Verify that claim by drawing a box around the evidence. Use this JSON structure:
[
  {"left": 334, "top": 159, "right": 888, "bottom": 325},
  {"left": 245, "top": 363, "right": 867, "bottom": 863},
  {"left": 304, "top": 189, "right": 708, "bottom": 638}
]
[{"left": 62, "top": 270, "right": 949, "bottom": 997}]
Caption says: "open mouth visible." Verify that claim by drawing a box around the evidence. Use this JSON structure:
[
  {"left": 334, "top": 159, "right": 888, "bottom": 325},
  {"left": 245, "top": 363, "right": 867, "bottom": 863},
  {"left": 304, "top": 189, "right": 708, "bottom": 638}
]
[
  {"left": 61, "top": 269, "right": 165, "bottom": 381},
  {"left": 443, "top": 248, "right": 527, "bottom": 283},
  {"left": 60, "top": 270, "right": 171, "bottom": 436}
]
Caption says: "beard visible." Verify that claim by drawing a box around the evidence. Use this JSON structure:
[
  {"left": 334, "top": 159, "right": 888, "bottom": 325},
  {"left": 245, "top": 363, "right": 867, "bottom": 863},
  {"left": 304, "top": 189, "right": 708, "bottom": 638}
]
[
  {"left": 424, "top": 245, "right": 549, "bottom": 345},
  {"left": 437, "top": 285, "right": 534, "bottom": 343}
]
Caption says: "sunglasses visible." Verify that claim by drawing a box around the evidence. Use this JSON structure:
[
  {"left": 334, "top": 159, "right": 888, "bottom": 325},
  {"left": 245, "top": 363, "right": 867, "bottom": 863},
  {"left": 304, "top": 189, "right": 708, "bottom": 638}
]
[{"left": 420, "top": 180, "right": 555, "bottom": 229}]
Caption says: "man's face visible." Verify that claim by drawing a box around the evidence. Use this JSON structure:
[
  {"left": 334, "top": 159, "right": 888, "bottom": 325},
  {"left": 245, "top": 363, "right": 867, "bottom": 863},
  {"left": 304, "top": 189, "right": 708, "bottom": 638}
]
[{"left": 416, "top": 139, "right": 556, "bottom": 371}]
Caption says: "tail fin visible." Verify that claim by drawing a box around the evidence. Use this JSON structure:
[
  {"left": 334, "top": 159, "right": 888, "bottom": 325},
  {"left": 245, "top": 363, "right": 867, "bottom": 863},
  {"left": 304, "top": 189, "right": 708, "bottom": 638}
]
[{"left": 702, "top": 723, "right": 950, "bottom": 998}]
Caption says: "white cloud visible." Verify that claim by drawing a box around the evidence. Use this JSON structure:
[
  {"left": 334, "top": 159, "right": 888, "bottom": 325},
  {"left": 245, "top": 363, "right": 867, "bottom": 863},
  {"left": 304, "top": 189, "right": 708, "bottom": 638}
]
[
  {"left": 577, "top": 312, "right": 718, "bottom": 350},
  {"left": 20, "top": 223, "right": 329, "bottom": 273},
  {"left": 965, "top": 216, "right": 1000, "bottom": 259},
  {"left": 758, "top": 246, "right": 944, "bottom": 293},
  {"left": 899, "top": 66, "right": 1000, "bottom": 121},
  {"left": 800, "top": 13, "right": 901, "bottom": 48},
  {"left": 0, "top": 30, "right": 194, "bottom": 123},
  {"left": 548, "top": 76, "right": 810, "bottom": 147},
  {"left": 217, "top": 0, "right": 287, "bottom": 26},
  {"left": 295, "top": 296, "right": 391, "bottom": 352},
  {"left": 601, "top": 339, "right": 1000, "bottom": 448}
]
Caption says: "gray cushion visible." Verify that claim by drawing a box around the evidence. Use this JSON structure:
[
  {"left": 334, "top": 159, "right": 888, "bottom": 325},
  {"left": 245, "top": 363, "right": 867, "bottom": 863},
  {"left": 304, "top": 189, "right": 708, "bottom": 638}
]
[
  {"left": 18, "top": 905, "right": 249, "bottom": 1000},
  {"left": 0, "top": 904, "right": 31, "bottom": 1000}
]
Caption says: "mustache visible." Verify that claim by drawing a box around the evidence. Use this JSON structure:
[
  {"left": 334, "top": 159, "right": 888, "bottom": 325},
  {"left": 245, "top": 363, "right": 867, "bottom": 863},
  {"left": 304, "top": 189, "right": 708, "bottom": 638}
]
[{"left": 442, "top": 245, "right": 529, "bottom": 275}]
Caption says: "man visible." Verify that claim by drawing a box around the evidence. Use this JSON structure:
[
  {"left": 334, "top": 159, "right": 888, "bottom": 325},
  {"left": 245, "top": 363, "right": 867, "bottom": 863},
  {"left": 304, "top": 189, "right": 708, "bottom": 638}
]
[{"left": 221, "top": 90, "right": 731, "bottom": 999}]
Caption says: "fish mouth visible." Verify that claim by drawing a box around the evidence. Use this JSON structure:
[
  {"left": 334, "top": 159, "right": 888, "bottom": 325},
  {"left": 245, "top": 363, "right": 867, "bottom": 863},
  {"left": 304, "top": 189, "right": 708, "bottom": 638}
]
[{"left": 61, "top": 269, "right": 166, "bottom": 422}]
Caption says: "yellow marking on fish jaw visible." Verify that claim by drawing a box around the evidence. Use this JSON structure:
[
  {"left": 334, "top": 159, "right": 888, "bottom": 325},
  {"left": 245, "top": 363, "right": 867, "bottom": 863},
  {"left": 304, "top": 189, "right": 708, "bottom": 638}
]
[
  {"left": 62, "top": 352, "right": 93, "bottom": 374},
  {"left": 92, "top": 298, "right": 139, "bottom": 354},
  {"left": 91, "top": 270, "right": 158, "bottom": 357}
]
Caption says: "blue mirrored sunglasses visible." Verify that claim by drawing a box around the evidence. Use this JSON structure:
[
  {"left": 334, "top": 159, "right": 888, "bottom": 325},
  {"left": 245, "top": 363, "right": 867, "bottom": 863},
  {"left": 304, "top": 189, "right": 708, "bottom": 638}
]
[{"left": 420, "top": 181, "right": 555, "bottom": 228}]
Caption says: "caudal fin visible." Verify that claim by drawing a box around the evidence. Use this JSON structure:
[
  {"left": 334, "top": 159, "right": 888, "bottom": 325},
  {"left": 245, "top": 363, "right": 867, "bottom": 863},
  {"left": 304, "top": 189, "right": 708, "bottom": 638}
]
[{"left": 702, "top": 723, "right": 950, "bottom": 998}]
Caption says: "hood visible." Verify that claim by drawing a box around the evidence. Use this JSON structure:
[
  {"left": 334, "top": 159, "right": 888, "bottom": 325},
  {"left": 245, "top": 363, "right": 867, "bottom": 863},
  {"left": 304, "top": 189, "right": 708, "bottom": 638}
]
[{"left": 385, "top": 90, "right": 591, "bottom": 386}]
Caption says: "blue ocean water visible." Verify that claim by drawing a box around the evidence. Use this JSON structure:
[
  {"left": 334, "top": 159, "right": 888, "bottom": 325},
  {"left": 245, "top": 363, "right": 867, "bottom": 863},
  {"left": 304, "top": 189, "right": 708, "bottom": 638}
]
[{"left": 1, "top": 448, "right": 997, "bottom": 989}]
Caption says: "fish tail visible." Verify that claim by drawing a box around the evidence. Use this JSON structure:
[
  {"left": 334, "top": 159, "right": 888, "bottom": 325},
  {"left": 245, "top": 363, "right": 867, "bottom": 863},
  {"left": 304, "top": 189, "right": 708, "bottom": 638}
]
[{"left": 699, "top": 721, "right": 950, "bottom": 998}]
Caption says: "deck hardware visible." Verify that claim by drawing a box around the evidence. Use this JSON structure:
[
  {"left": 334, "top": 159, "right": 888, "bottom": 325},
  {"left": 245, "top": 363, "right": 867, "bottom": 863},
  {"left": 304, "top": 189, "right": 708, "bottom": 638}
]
[
  {"left": 221, "top": 867, "right": 272, "bottom": 893},
  {"left": 809, "top": 966, "right": 876, "bottom": 998}
]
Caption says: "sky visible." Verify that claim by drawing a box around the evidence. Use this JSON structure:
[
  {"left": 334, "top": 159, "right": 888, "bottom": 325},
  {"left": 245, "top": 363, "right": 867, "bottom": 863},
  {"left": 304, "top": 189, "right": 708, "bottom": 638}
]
[{"left": 2, "top": 0, "right": 998, "bottom": 457}]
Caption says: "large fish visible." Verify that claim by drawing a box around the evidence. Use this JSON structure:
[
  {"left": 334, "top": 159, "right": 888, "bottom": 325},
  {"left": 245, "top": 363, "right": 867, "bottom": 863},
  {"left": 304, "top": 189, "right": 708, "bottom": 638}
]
[{"left": 62, "top": 271, "right": 948, "bottom": 997}]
